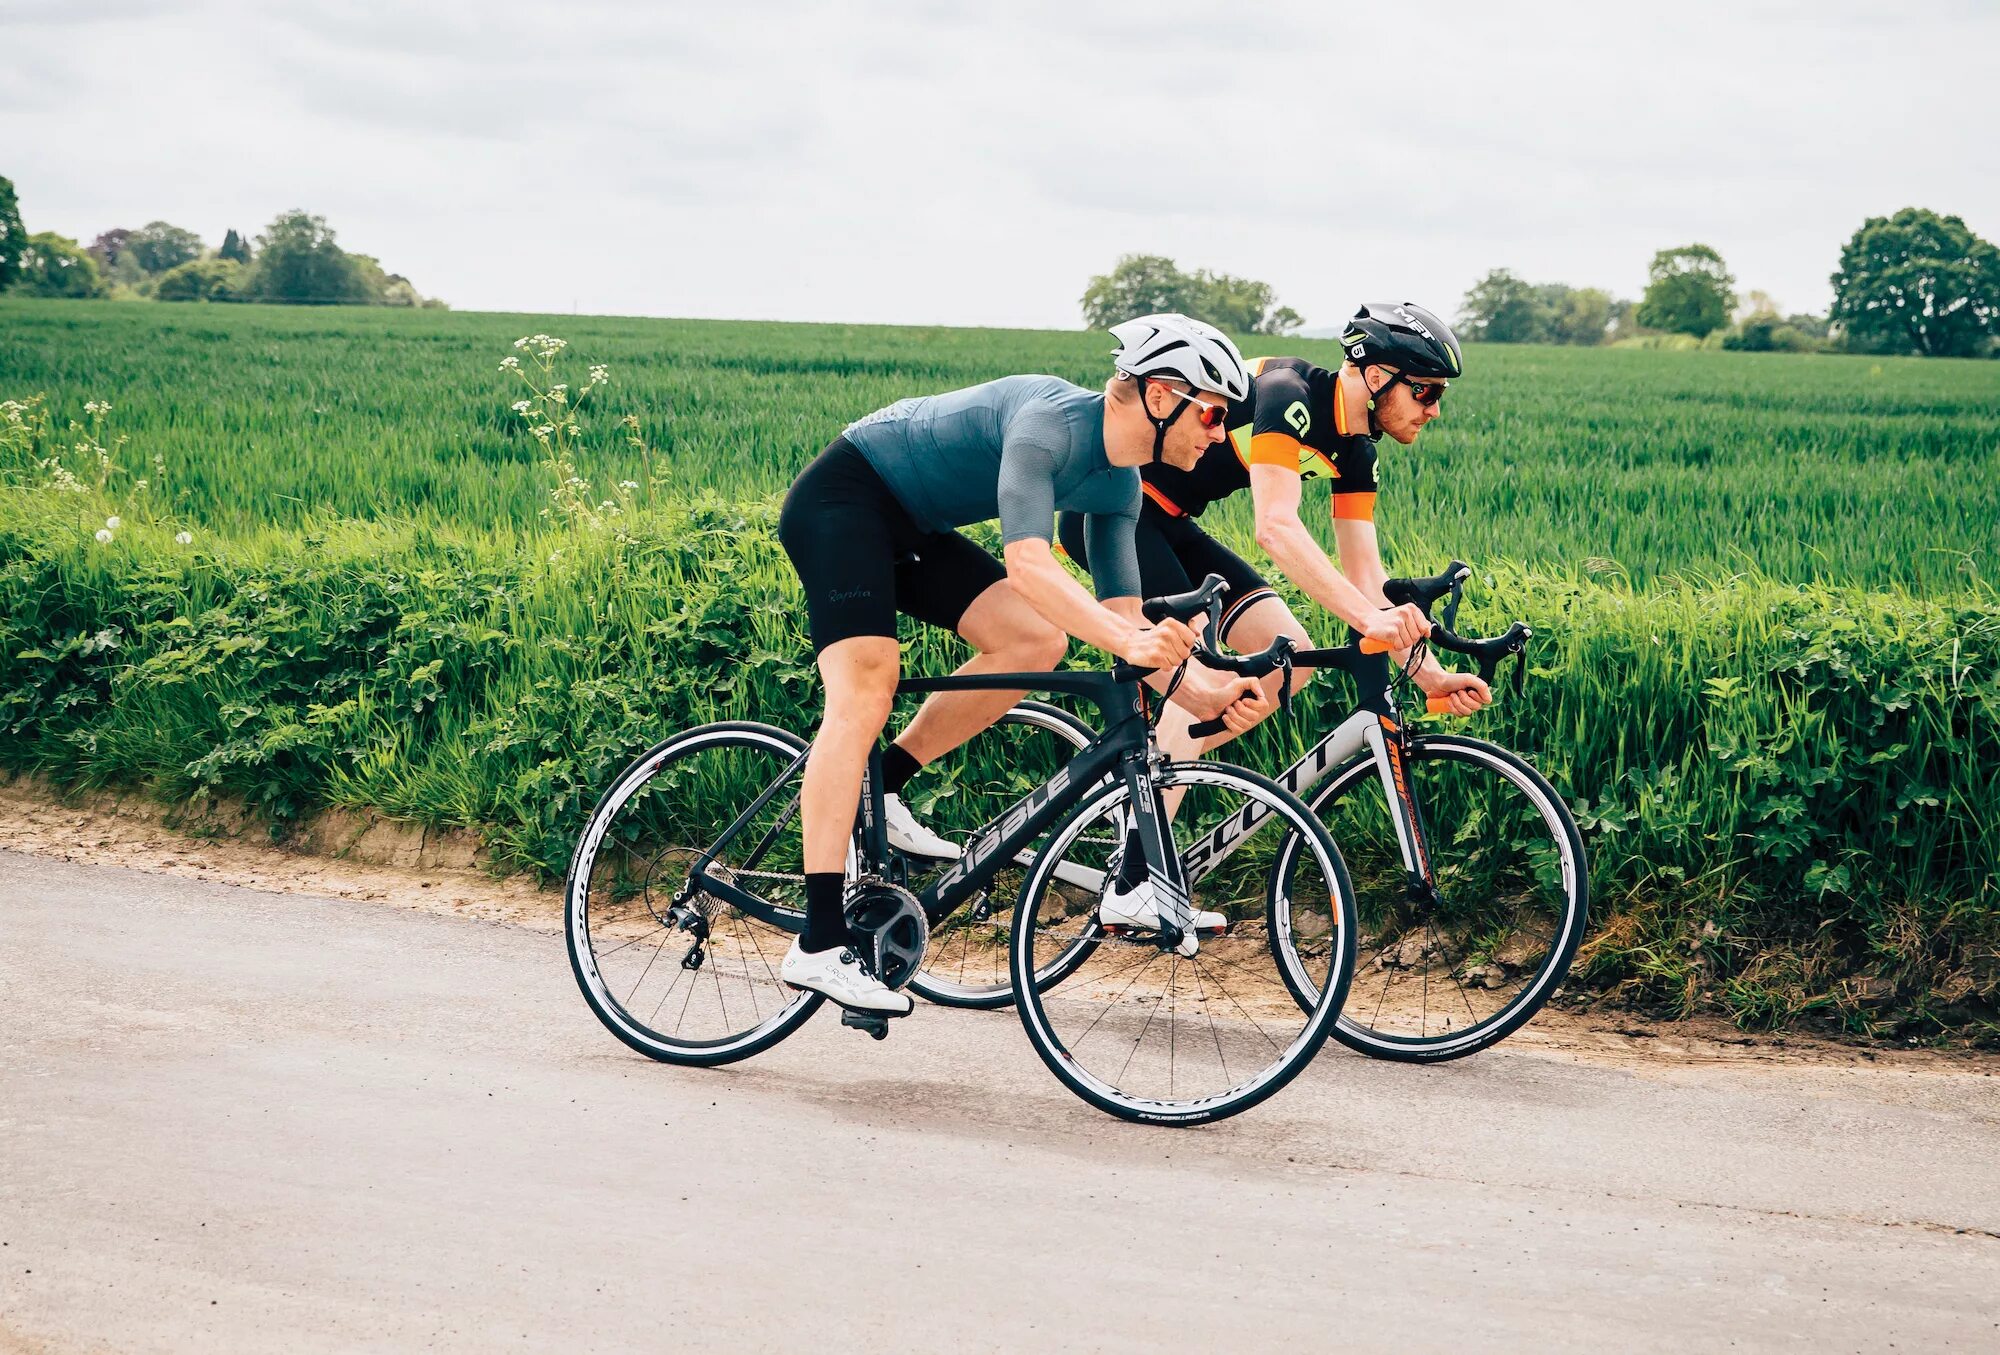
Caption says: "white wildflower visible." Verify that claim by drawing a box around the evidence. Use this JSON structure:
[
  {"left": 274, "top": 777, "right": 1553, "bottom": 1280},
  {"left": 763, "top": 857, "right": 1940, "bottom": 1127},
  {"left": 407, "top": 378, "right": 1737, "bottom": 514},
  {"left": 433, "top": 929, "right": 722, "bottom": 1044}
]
[
  {"left": 511, "top": 400, "right": 533, "bottom": 414},
  {"left": 618, "top": 480, "right": 639, "bottom": 490},
  {"left": 105, "top": 515, "right": 121, "bottom": 529},
  {"left": 95, "top": 528, "right": 114, "bottom": 543},
  {"left": 589, "top": 364, "right": 609, "bottom": 384},
  {"left": 499, "top": 356, "right": 521, "bottom": 371},
  {"left": 175, "top": 531, "right": 194, "bottom": 545}
]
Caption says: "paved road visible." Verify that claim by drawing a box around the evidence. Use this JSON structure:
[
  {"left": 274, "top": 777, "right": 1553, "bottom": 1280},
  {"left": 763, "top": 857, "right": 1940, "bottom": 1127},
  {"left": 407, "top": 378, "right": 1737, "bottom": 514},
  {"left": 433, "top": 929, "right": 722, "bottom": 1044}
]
[{"left": 3, "top": 851, "right": 1996, "bottom": 1353}]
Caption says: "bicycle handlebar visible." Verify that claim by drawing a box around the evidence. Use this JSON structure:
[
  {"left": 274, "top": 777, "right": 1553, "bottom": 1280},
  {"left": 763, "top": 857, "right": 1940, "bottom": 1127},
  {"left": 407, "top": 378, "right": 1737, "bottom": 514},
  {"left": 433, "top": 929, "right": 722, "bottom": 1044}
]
[
  {"left": 1130, "top": 574, "right": 1298, "bottom": 740},
  {"left": 1139, "top": 566, "right": 1533, "bottom": 732},
  {"left": 1317, "top": 564, "right": 1536, "bottom": 716}
]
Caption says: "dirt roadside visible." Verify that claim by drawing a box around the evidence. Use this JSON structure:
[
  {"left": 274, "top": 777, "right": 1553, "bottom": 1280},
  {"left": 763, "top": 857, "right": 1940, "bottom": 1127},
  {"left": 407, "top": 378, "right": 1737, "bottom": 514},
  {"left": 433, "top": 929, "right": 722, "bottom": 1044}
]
[{"left": 2, "top": 774, "right": 1986, "bottom": 1080}]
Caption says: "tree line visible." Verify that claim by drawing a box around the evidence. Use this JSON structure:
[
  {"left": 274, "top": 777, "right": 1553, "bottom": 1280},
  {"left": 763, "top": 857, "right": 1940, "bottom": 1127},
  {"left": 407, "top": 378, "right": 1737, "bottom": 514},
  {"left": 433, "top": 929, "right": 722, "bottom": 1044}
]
[
  {"left": 1462, "top": 208, "right": 1999, "bottom": 357},
  {"left": 0, "top": 177, "right": 443, "bottom": 309},
  {"left": 1080, "top": 254, "right": 1302, "bottom": 335},
  {"left": 1081, "top": 207, "right": 1998, "bottom": 359}
]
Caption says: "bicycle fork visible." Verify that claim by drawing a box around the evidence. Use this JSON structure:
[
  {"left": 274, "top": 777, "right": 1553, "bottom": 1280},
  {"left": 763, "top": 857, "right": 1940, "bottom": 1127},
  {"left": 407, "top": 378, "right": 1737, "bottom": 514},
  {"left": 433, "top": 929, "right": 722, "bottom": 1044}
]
[
  {"left": 1365, "top": 713, "right": 1441, "bottom": 907},
  {"left": 1112, "top": 750, "right": 1202, "bottom": 950}
]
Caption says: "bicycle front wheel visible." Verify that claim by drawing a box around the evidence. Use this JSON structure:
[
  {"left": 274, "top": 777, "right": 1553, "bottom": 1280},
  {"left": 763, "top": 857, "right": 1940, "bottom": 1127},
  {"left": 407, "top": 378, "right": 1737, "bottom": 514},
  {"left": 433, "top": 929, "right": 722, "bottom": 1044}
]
[
  {"left": 1270, "top": 734, "right": 1588, "bottom": 1062},
  {"left": 1011, "top": 761, "right": 1356, "bottom": 1127},
  {"left": 566, "top": 721, "right": 825, "bottom": 1067}
]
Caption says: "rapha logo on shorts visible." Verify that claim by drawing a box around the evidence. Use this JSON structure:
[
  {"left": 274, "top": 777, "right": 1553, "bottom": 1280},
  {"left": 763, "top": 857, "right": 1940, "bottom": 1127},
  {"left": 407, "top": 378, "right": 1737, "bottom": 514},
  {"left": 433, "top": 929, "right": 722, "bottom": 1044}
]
[{"left": 829, "top": 587, "right": 873, "bottom": 603}]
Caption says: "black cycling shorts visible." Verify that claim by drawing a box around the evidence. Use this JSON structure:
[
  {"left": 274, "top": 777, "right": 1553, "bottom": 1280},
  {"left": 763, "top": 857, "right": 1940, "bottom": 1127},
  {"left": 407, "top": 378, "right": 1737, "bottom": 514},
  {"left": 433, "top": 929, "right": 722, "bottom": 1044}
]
[
  {"left": 779, "top": 437, "right": 1006, "bottom": 654},
  {"left": 1057, "top": 503, "right": 1276, "bottom": 645}
]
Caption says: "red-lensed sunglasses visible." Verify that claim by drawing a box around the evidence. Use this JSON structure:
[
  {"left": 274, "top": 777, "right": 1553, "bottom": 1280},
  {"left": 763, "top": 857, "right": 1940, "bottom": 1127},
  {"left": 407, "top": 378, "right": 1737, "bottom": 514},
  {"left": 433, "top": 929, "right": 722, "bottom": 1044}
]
[
  {"left": 1145, "top": 378, "right": 1231, "bottom": 428},
  {"left": 1385, "top": 371, "right": 1449, "bottom": 407}
]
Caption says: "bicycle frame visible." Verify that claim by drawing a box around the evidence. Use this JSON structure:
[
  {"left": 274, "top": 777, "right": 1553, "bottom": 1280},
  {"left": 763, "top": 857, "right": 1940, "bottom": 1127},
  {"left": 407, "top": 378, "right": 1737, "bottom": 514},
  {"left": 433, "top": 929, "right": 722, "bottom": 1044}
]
[
  {"left": 681, "top": 666, "right": 1208, "bottom": 942},
  {"left": 1179, "top": 647, "right": 1439, "bottom": 902}
]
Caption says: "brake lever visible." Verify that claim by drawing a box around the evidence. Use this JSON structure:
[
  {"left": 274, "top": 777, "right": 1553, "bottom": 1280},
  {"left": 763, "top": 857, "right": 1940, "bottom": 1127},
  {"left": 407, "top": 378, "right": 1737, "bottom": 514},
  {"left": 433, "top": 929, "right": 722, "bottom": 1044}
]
[
  {"left": 1441, "top": 565, "right": 1467, "bottom": 635},
  {"left": 1510, "top": 648, "right": 1527, "bottom": 698}
]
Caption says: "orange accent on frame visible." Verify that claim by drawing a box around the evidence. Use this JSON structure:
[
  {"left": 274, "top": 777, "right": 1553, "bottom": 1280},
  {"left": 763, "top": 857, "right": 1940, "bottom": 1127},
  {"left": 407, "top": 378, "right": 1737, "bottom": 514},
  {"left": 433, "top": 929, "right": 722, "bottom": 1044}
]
[{"left": 1140, "top": 482, "right": 1187, "bottom": 517}]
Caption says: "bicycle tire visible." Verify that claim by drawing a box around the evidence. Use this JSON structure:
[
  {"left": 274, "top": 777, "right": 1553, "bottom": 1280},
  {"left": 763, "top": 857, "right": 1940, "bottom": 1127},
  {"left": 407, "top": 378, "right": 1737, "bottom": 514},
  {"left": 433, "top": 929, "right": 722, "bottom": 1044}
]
[
  {"left": 1270, "top": 733, "right": 1587, "bottom": 1063},
  {"left": 566, "top": 721, "right": 826, "bottom": 1067},
  {"left": 1011, "top": 760, "right": 1357, "bottom": 1126}
]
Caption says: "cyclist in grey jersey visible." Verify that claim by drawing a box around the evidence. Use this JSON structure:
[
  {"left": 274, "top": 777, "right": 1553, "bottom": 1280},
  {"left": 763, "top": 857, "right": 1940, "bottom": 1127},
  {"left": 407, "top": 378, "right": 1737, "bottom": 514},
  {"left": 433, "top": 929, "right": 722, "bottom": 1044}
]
[
  {"left": 844, "top": 374, "right": 1145, "bottom": 599},
  {"left": 848, "top": 379, "right": 1144, "bottom": 595},
  {"left": 776, "top": 315, "right": 1272, "bottom": 1015}
]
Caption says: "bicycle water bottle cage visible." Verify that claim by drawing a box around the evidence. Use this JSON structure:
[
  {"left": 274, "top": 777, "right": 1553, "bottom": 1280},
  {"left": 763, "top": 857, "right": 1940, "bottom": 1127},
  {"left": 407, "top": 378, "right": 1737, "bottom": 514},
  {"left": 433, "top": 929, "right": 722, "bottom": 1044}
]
[{"left": 844, "top": 878, "right": 930, "bottom": 990}]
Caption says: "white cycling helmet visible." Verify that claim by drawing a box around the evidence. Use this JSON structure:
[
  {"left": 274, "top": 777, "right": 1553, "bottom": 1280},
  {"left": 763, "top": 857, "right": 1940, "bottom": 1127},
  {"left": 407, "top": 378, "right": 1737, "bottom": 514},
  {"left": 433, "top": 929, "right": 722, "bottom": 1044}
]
[{"left": 1109, "top": 313, "right": 1251, "bottom": 402}]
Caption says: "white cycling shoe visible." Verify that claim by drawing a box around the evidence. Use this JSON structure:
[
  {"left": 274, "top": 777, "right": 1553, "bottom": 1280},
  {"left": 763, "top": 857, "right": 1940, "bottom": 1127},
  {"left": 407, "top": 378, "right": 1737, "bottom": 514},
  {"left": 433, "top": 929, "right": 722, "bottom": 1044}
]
[
  {"left": 1097, "top": 878, "right": 1226, "bottom": 957},
  {"left": 884, "top": 792, "right": 961, "bottom": 859},
  {"left": 781, "top": 940, "right": 915, "bottom": 1016}
]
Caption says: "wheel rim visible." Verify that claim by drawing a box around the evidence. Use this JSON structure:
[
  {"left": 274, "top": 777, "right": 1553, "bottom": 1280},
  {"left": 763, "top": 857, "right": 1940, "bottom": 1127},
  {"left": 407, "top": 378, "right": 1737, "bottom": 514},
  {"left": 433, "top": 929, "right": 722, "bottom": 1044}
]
[
  {"left": 1015, "top": 764, "right": 1352, "bottom": 1122},
  {"left": 568, "top": 727, "right": 820, "bottom": 1058},
  {"left": 1276, "top": 738, "right": 1584, "bottom": 1054}
]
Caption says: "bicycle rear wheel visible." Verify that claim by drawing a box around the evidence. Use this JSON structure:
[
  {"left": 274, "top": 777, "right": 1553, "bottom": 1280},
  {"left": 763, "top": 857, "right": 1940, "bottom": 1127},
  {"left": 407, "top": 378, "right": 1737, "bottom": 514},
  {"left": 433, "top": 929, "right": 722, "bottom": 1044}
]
[
  {"left": 1012, "top": 761, "right": 1356, "bottom": 1126},
  {"left": 906, "top": 700, "right": 1109, "bottom": 1009},
  {"left": 1270, "top": 734, "right": 1587, "bottom": 1062},
  {"left": 566, "top": 721, "right": 826, "bottom": 1067}
]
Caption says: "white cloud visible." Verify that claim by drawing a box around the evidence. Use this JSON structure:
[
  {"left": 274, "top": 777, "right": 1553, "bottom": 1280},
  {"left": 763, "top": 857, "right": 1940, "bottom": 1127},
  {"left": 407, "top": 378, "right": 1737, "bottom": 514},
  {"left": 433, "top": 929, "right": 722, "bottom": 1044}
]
[{"left": 3, "top": 0, "right": 1994, "bottom": 327}]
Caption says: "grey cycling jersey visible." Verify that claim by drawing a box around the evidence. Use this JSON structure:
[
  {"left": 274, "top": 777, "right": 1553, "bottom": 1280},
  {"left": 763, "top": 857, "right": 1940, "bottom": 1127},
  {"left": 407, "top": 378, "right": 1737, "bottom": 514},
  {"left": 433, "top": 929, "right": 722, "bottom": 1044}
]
[{"left": 842, "top": 375, "right": 1142, "bottom": 599}]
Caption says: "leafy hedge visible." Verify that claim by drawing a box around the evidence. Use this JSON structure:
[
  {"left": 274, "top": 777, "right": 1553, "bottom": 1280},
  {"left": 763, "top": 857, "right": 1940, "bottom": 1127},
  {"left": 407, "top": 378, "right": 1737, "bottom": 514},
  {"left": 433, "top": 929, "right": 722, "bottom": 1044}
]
[{"left": 2, "top": 493, "right": 1995, "bottom": 1038}]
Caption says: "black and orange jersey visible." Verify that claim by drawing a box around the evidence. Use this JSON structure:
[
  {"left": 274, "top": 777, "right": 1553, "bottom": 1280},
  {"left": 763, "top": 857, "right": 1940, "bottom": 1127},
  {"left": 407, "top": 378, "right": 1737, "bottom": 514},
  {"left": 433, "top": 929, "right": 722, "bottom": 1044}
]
[{"left": 1139, "top": 356, "right": 1379, "bottom": 522}]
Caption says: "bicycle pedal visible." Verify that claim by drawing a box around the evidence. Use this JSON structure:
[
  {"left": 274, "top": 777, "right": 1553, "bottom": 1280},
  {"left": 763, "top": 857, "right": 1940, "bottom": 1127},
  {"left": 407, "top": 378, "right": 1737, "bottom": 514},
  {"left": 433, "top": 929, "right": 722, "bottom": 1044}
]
[{"left": 839, "top": 1010, "right": 892, "bottom": 1040}]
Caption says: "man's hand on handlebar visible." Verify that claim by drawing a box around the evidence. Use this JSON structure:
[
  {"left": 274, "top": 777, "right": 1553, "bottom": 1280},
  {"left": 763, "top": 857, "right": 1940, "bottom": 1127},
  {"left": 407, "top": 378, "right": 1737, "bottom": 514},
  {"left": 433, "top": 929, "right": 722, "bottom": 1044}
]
[
  {"left": 1418, "top": 668, "right": 1492, "bottom": 716},
  {"left": 1174, "top": 670, "right": 1274, "bottom": 734},
  {"left": 1363, "top": 603, "right": 1431, "bottom": 651},
  {"left": 1119, "top": 617, "right": 1197, "bottom": 670}
]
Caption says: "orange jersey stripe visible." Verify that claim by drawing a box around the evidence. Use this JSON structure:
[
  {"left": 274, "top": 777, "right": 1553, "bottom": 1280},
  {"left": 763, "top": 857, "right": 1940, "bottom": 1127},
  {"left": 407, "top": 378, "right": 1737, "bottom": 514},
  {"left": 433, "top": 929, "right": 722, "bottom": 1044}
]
[
  {"left": 1140, "top": 481, "right": 1187, "bottom": 517},
  {"left": 1247, "top": 430, "right": 1302, "bottom": 469}
]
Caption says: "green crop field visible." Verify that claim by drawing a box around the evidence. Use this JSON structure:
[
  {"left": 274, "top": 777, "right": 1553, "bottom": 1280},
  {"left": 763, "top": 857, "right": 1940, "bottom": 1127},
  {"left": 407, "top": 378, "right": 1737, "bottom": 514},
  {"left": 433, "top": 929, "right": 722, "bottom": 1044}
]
[
  {"left": 3, "top": 297, "right": 1998, "bottom": 1038},
  {"left": 2, "top": 298, "right": 1996, "bottom": 591}
]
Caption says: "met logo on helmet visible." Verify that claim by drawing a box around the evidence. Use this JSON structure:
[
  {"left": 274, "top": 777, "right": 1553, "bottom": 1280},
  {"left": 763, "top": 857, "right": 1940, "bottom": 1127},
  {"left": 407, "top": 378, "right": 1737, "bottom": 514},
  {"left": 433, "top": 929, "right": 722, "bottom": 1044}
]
[{"left": 1391, "top": 306, "right": 1437, "bottom": 342}]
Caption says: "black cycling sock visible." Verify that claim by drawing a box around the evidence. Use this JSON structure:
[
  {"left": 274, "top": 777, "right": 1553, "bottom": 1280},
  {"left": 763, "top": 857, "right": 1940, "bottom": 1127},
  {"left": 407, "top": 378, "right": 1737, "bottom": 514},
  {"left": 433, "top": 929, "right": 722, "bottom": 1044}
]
[
  {"left": 1118, "top": 828, "right": 1149, "bottom": 888},
  {"left": 880, "top": 743, "right": 922, "bottom": 798},
  {"left": 802, "top": 872, "right": 849, "bottom": 954}
]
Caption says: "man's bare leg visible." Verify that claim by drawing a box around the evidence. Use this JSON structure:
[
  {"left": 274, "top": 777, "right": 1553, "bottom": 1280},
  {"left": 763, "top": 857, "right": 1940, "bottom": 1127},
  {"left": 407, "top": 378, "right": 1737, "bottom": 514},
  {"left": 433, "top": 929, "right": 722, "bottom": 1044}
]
[
  {"left": 889, "top": 580, "right": 1070, "bottom": 769},
  {"left": 801, "top": 635, "right": 900, "bottom": 875}
]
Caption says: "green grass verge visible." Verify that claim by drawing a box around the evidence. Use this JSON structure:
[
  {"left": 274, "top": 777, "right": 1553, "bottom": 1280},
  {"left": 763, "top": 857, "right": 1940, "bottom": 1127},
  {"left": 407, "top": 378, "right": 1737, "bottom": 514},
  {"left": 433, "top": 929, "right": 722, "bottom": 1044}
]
[{"left": 0, "top": 492, "right": 1993, "bottom": 1038}]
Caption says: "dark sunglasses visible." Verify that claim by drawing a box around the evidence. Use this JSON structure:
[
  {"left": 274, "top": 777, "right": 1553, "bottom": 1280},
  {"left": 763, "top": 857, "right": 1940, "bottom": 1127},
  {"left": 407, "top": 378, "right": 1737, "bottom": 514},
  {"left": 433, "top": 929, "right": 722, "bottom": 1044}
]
[{"left": 1384, "top": 371, "right": 1448, "bottom": 407}]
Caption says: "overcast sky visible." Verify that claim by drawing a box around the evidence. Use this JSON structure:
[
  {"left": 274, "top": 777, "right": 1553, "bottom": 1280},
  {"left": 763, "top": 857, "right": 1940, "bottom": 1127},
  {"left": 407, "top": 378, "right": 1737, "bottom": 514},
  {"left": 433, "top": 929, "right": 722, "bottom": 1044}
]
[{"left": 4, "top": 0, "right": 1995, "bottom": 330}]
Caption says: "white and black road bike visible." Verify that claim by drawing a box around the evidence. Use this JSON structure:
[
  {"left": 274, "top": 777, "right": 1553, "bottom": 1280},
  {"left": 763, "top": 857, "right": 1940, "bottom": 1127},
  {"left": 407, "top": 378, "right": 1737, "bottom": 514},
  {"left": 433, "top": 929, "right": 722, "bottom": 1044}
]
[{"left": 910, "top": 563, "right": 1589, "bottom": 1064}]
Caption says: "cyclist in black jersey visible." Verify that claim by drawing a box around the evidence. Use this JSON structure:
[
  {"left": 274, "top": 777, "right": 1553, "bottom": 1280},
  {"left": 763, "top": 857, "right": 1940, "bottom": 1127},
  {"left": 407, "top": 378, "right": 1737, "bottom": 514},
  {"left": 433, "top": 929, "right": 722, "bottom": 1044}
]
[{"left": 1060, "top": 303, "right": 1493, "bottom": 775}]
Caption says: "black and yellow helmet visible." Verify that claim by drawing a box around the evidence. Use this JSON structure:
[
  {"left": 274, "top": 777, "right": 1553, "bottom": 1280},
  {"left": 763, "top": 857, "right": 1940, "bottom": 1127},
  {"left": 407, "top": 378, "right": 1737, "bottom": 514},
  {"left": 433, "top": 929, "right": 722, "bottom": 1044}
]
[{"left": 1341, "top": 302, "right": 1464, "bottom": 379}]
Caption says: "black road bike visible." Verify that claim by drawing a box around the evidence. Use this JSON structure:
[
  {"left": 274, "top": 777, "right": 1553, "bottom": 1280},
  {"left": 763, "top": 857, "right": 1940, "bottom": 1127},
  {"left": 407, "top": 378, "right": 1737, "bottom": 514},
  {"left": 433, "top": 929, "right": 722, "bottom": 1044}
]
[{"left": 564, "top": 579, "right": 1359, "bottom": 1126}]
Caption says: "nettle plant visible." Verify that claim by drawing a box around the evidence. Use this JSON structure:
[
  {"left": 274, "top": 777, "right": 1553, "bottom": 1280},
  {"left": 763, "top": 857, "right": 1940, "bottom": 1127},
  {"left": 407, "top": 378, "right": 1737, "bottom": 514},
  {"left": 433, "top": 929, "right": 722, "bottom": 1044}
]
[
  {"left": 0, "top": 395, "right": 194, "bottom": 547},
  {"left": 499, "top": 334, "right": 663, "bottom": 535}
]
